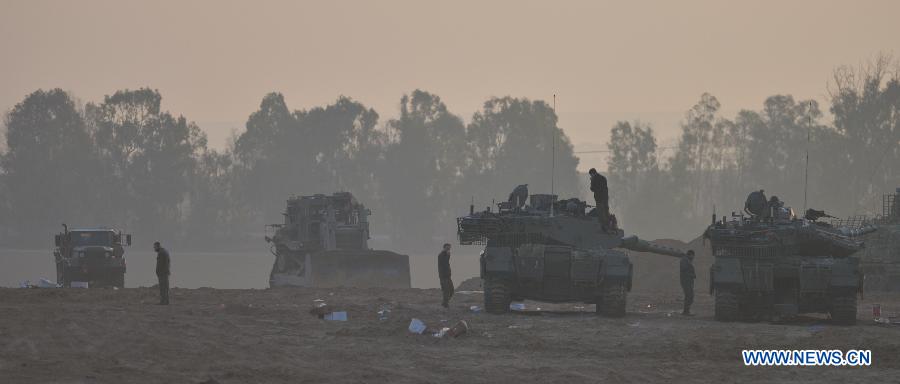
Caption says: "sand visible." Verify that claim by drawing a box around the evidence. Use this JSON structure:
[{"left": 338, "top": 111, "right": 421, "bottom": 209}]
[
  {"left": 1, "top": 237, "right": 898, "bottom": 383},
  {"left": 1, "top": 285, "right": 898, "bottom": 384}
]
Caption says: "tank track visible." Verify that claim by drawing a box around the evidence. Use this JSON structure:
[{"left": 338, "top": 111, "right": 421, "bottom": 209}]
[
  {"left": 830, "top": 295, "right": 858, "bottom": 325},
  {"left": 483, "top": 279, "right": 512, "bottom": 314},
  {"left": 599, "top": 283, "right": 626, "bottom": 317},
  {"left": 715, "top": 290, "right": 740, "bottom": 321}
]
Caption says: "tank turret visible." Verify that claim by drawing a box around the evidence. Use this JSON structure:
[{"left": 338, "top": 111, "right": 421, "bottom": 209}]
[{"left": 706, "top": 190, "right": 873, "bottom": 325}]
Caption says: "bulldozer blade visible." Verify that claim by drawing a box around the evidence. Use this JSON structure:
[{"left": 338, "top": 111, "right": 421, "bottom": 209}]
[{"left": 271, "top": 250, "right": 410, "bottom": 289}]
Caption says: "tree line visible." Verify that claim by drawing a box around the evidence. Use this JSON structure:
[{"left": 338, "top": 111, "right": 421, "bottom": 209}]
[
  {"left": 0, "top": 89, "right": 579, "bottom": 251},
  {"left": 0, "top": 57, "right": 896, "bottom": 250},
  {"left": 607, "top": 57, "right": 899, "bottom": 240}
]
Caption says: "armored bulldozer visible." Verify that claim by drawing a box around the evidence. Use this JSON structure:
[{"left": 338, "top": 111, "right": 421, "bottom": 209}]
[
  {"left": 265, "top": 192, "right": 410, "bottom": 288},
  {"left": 458, "top": 190, "right": 690, "bottom": 316},
  {"left": 53, "top": 224, "right": 132, "bottom": 288},
  {"left": 705, "top": 191, "right": 875, "bottom": 325}
]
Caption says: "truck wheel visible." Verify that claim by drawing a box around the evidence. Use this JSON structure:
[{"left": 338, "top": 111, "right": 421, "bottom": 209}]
[
  {"left": 739, "top": 295, "right": 763, "bottom": 322},
  {"left": 483, "top": 279, "right": 511, "bottom": 314},
  {"left": 715, "top": 290, "right": 739, "bottom": 322},
  {"left": 112, "top": 272, "right": 125, "bottom": 289},
  {"left": 830, "top": 295, "right": 857, "bottom": 325},
  {"left": 600, "top": 283, "right": 626, "bottom": 317},
  {"left": 56, "top": 268, "right": 66, "bottom": 288}
]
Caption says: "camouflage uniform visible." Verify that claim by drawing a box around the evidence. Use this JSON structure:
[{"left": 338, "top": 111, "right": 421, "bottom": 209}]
[
  {"left": 438, "top": 250, "right": 453, "bottom": 308},
  {"left": 680, "top": 255, "right": 695, "bottom": 315},
  {"left": 590, "top": 172, "right": 609, "bottom": 228},
  {"left": 156, "top": 247, "right": 170, "bottom": 305}
]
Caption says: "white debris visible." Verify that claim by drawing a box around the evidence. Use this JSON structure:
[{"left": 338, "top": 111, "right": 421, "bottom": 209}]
[
  {"left": 408, "top": 318, "right": 427, "bottom": 334},
  {"left": 433, "top": 327, "right": 451, "bottom": 338}
]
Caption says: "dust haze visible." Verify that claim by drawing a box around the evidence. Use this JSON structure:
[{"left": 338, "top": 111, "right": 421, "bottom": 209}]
[
  {"left": 2, "top": 1, "right": 900, "bottom": 383},
  {"left": 1, "top": 1, "right": 900, "bottom": 288}
]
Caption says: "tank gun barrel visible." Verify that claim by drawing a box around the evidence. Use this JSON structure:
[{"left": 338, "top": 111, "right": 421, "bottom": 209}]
[
  {"left": 837, "top": 225, "right": 877, "bottom": 237},
  {"left": 618, "top": 235, "right": 689, "bottom": 258}
]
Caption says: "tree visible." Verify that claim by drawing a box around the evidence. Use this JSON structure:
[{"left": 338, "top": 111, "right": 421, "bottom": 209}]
[
  {"left": 669, "top": 93, "right": 731, "bottom": 216},
  {"left": 736, "top": 96, "right": 822, "bottom": 208},
  {"left": 89, "top": 88, "right": 207, "bottom": 240},
  {"left": 301, "top": 96, "right": 385, "bottom": 202},
  {"left": 828, "top": 55, "right": 900, "bottom": 212},
  {"left": 185, "top": 147, "right": 240, "bottom": 244},
  {"left": 607, "top": 121, "right": 658, "bottom": 197},
  {"left": 231, "top": 94, "right": 387, "bottom": 227},
  {"left": 465, "top": 96, "right": 580, "bottom": 203},
  {"left": 232, "top": 93, "right": 307, "bottom": 223},
  {"left": 2, "top": 89, "right": 98, "bottom": 243},
  {"left": 382, "top": 90, "right": 467, "bottom": 250},
  {"left": 604, "top": 121, "right": 661, "bottom": 232}
]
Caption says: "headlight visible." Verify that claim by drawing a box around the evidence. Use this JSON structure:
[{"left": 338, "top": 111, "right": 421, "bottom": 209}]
[
  {"left": 106, "top": 251, "right": 112, "bottom": 257},
  {"left": 77, "top": 251, "right": 85, "bottom": 257}
]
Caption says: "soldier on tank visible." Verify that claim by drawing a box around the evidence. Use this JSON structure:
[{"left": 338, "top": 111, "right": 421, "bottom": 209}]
[
  {"left": 588, "top": 168, "right": 609, "bottom": 230},
  {"left": 154, "top": 241, "right": 171, "bottom": 305},
  {"left": 744, "top": 189, "right": 768, "bottom": 220},
  {"left": 508, "top": 184, "right": 529, "bottom": 210},
  {"left": 681, "top": 250, "right": 696, "bottom": 316},
  {"left": 438, "top": 243, "right": 453, "bottom": 308}
]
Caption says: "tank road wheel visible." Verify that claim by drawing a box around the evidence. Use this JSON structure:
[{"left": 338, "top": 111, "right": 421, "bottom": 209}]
[
  {"left": 483, "top": 279, "right": 512, "bottom": 314},
  {"left": 600, "top": 283, "right": 627, "bottom": 317},
  {"left": 715, "top": 290, "right": 740, "bottom": 322},
  {"left": 830, "top": 295, "right": 857, "bottom": 325}
]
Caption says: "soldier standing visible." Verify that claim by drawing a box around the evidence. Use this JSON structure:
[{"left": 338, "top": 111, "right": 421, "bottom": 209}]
[
  {"left": 588, "top": 168, "right": 609, "bottom": 229},
  {"left": 681, "top": 250, "right": 696, "bottom": 316},
  {"left": 438, "top": 243, "right": 453, "bottom": 308},
  {"left": 154, "top": 241, "right": 170, "bottom": 305}
]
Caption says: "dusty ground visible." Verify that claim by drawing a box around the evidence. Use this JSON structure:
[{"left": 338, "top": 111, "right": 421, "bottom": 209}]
[
  {"left": 1, "top": 285, "right": 898, "bottom": 384},
  {"left": 2, "top": 238, "right": 897, "bottom": 383}
]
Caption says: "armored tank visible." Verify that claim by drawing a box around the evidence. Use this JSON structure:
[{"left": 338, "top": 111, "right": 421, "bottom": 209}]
[
  {"left": 265, "top": 192, "right": 410, "bottom": 288},
  {"left": 705, "top": 191, "right": 876, "bottom": 325},
  {"left": 857, "top": 188, "right": 900, "bottom": 291},
  {"left": 457, "top": 189, "right": 690, "bottom": 316},
  {"left": 53, "top": 224, "right": 132, "bottom": 288}
]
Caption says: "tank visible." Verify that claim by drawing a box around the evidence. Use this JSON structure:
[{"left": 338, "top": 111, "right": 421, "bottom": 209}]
[
  {"left": 264, "top": 192, "right": 410, "bottom": 288},
  {"left": 53, "top": 224, "right": 132, "bottom": 288},
  {"left": 705, "top": 191, "right": 875, "bottom": 325},
  {"left": 857, "top": 188, "right": 900, "bottom": 291},
  {"left": 457, "top": 189, "right": 690, "bottom": 316}
]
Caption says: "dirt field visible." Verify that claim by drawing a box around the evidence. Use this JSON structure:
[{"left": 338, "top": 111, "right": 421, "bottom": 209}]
[
  {"left": 1, "top": 285, "right": 898, "bottom": 384},
  {"left": 2, "top": 238, "right": 897, "bottom": 383}
]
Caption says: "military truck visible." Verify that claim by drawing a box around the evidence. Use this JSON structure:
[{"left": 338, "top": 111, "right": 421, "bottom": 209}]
[
  {"left": 705, "top": 191, "right": 874, "bottom": 324},
  {"left": 265, "top": 192, "right": 410, "bottom": 288},
  {"left": 54, "top": 225, "right": 132, "bottom": 288},
  {"left": 457, "top": 189, "right": 690, "bottom": 316}
]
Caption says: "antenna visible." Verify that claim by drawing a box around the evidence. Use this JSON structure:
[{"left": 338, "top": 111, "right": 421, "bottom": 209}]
[
  {"left": 551, "top": 94, "right": 557, "bottom": 217},
  {"left": 552, "top": 94, "right": 557, "bottom": 195},
  {"left": 803, "top": 101, "right": 811, "bottom": 212}
]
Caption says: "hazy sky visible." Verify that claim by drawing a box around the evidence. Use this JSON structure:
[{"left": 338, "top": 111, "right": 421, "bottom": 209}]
[{"left": 1, "top": 0, "right": 898, "bottom": 169}]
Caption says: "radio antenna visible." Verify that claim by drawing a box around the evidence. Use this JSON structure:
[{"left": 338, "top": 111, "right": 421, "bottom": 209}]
[
  {"left": 552, "top": 94, "right": 557, "bottom": 195},
  {"left": 551, "top": 94, "right": 557, "bottom": 216},
  {"left": 803, "top": 101, "right": 811, "bottom": 212}
]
